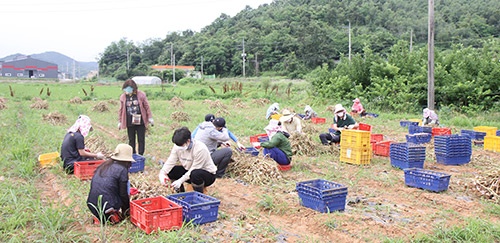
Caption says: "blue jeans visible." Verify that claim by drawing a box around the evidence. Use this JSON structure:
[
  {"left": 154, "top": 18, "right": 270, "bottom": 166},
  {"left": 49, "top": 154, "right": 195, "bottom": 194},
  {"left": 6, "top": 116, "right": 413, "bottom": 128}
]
[{"left": 263, "top": 147, "right": 290, "bottom": 165}]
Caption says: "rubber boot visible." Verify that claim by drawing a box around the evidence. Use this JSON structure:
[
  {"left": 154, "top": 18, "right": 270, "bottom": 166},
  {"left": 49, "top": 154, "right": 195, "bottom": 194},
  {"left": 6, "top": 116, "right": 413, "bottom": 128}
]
[{"left": 192, "top": 182, "right": 205, "bottom": 194}]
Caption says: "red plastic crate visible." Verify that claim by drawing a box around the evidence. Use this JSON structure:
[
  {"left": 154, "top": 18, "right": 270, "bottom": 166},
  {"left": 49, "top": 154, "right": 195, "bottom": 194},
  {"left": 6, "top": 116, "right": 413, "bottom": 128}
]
[
  {"left": 432, "top": 127, "right": 452, "bottom": 136},
  {"left": 357, "top": 123, "right": 372, "bottom": 132},
  {"left": 374, "top": 141, "right": 392, "bottom": 157},
  {"left": 370, "top": 134, "right": 384, "bottom": 143},
  {"left": 311, "top": 117, "right": 326, "bottom": 124},
  {"left": 250, "top": 133, "right": 269, "bottom": 143},
  {"left": 130, "top": 196, "right": 183, "bottom": 234},
  {"left": 74, "top": 160, "right": 105, "bottom": 180}
]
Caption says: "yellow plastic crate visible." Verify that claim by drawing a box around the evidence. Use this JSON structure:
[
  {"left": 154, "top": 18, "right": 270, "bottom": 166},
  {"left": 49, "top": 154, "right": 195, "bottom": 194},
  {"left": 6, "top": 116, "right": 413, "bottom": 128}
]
[
  {"left": 409, "top": 119, "right": 422, "bottom": 126},
  {"left": 474, "top": 126, "right": 498, "bottom": 137},
  {"left": 484, "top": 136, "right": 500, "bottom": 152},
  {"left": 38, "top": 152, "right": 60, "bottom": 167},
  {"left": 340, "top": 146, "right": 371, "bottom": 165},
  {"left": 340, "top": 130, "right": 371, "bottom": 148}
]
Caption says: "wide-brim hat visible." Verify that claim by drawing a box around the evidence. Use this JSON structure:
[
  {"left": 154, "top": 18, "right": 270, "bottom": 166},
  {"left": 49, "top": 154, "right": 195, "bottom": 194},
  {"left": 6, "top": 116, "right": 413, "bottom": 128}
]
[
  {"left": 264, "top": 119, "right": 280, "bottom": 131},
  {"left": 334, "top": 104, "right": 346, "bottom": 114},
  {"left": 110, "top": 144, "right": 135, "bottom": 162},
  {"left": 279, "top": 109, "right": 295, "bottom": 123}
]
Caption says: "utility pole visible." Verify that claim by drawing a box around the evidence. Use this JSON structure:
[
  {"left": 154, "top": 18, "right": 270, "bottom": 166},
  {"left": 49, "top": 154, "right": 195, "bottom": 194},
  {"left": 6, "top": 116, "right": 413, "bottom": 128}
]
[
  {"left": 410, "top": 29, "right": 413, "bottom": 52},
  {"left": 255, "top": 53, "right": 259, "bottom": 76},
  {"left": 72, "top": 60, "right": 76, "bottom": 80},
  {"left": 348, "top": 20, "right": 352, "bottom": 62},
  {"left": 241, "top": 38, "right": 246, "bottom": 77},
  {"left": 173, "top": 54, "right": 176, "bottom": 83},
  {"left": 427, "top": 0, "right": 435, "bottom": 110},
  {"left": 201, "top": 56, "right": 204, "bottom": 78},
  {"left": 170, "top": 43, "right": 175, "bottom": 82},
  {"left": 126, "top": 48, "right": 130, "bottom": 71}
]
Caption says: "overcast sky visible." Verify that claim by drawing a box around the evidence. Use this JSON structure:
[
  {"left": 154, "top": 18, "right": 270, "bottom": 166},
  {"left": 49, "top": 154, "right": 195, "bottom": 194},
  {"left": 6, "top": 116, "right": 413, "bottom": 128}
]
[{"left": 0, "top": 0, "right": 273, "bottom": 62}]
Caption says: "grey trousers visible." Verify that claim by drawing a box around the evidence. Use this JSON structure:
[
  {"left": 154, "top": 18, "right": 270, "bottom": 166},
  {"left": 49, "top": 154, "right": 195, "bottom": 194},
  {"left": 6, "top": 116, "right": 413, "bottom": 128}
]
[{"left": 211, "top": 147, "right": 233, "bottom": 178}]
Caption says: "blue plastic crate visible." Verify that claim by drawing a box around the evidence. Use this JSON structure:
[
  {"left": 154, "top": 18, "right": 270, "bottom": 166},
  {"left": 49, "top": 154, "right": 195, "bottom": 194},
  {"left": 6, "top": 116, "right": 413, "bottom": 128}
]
[
  {"left": 497, "top": 130, "right": 500, "bottom": 136},
  {"left": 244, "top": 147, "right": 259, "bottom": 156},
  {"left": 461, "top": 130, "right": 487, "bottom": 140},
  {"left": 404, "top": 168, "right": 451, "bottom": 192},
  {"left": 435, "top": 155, "right": 471, "bottom": 165},
  {"left": 258, "top": 136, "right": 269, "bottom": 142},
  {"left": 296, "top": 179, "right": 348, "bottom": 199},
  {"left": 297, "top": 190, "right": 347, "bottom": 213},
  {"left": 408, "top": 125, "right": 422, "bottom": 134},
  {"left": 129, "top": 154, "right": 145, "bottom": 173},
  {"left": 406, "top": 133, "right": 432, "bottom": 144},
  {"left": 390, "top": 158, "right": 424, "bottom": 170},
  {"left": 400, "top": 121, "right": 419, "bottom": 127},
  {"left": 166, "top": 192, "right": 220, "bottom": 225}
]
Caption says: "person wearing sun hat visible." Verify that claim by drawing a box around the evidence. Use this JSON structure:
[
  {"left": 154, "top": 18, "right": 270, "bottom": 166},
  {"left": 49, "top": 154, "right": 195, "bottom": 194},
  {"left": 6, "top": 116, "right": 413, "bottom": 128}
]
[
  {"left": 422, "top": 108, "right": 439, "bottom": 125},
  {"left": 319, "top": 104, "right": 358, "bottom": 145},
  {"left": 60, "top": 115, "right": 104, "bottom": 174},
  {"left": 255, "top": 119, "right": 292, "bottom": 165},
  {"left": 87, "top": 144, "right": 135, "bottom": 225},
  {"left": 298, "top": 105, "right": 318, "bottom": 120},
  {"left": 279, "top": 109, "right": 303, "bottom": 136}
]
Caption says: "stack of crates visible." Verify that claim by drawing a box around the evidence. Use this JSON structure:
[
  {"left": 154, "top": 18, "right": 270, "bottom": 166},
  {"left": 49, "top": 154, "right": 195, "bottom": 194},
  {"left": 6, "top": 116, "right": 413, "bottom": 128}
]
[
  {"left": 340, "top": 130, "right": 371, "bottom": 165},
  {"left": 434, "top": 135, "right": 472, "bottom": 165},
  {"left": 461, "top": 129, "right": 487, "bottom": 141},
  {"left": 296, "top": 179, "right": 348, "bottom": 213},
  {"left": 406, "top": 133, "right": 432, "bottom": 144},
  {"left": 390, "top": 143, "right": 426, "bottom": 169},
  {"left": 408, "top": 125, "right": 432, "bottom": 134}
]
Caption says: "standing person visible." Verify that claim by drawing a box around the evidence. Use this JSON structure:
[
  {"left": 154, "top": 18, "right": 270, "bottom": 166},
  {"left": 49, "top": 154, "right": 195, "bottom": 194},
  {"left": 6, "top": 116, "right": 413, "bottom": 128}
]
[
  {"left": 192, "top": 114, "right": 245, "bottom": 150},
  {"left": 194, "top": 117, "right": 234, "bottom": 178},
  {"left": 158, "top": 127, "right": 217, "bottom": 193},
  {"left": 118, "top": 79, "right": 153, "bottom": 155},
  {"left": 87, "top": 144, "right": 135, "bottom": 225},
  {"left": 298, "top": 105, "right": 318, "bottom": 120},
  {"left": 422, "top": 108, "right": 439, "bottom": 125},
  {"left": 279, "top": 109, "right": 303, "bottom": 136},
  {"left": 266, "top": 103, "right": 280, "bottom": 120},
  {"left": 255, "top": 120, "right": 292, "bottom": 165},
  {"left": 61, "top": 115, "right": 104, "bottom": 174},
  {"left": 319, "top": 104, "right": 358, "bottom": 145}
]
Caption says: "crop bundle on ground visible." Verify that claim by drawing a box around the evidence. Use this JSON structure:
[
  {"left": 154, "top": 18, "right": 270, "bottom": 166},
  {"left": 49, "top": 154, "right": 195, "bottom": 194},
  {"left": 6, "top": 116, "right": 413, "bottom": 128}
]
[
  {"left": 290, "top": 133, "right": 339, "bottom": 156},
  {"left": 30, "top": 99, "right": 48, "bottom": 109},
  {"left": 208, "top": 99, "right": 227, "bottom": 109},
  {"left": 215, "top": 109, "right": 229, "bottom": 117},
  {"left": 252, "top": 98, "right": 270, "bottom": 107},
  {"left": 170, "top": 96, "right": 184, "bottom": 109},
  {"left": 42, "top": 111, "right": 67, "bottom": 125},
  {"left": 92, "top": 102, "right": 109, "bottom": 112},
  {"left": 69, "top": 97, "right": 82, "bottom": 104},
  {"left": 325, "top": 105, "right": 335, "bottom": 113},
  {"left": 0, "top": 97, "right": 7, "bottom": 103},
  {"left": 302, "top": 123, "right": 322, "bottom": 134},
  {"left": 226, "top": 152, "right": 282, "bottom": 185},
  {"left": 170, "top": 111, "right": 190, "bottom": 122},
  {"left": 470, "top": 170, "right": 500, "bottom": 203},
  {"left": 0, "top": 97, "right": 6, "bottom": 110},
  {"left": 129, "top": 172, "right": 174, "bottom": 200},
  {"left": 107, "top": 99, "right": 118, "bottom": 105},
  {"left": 85, "top": 136, "right": 111, "bottom": 156}
]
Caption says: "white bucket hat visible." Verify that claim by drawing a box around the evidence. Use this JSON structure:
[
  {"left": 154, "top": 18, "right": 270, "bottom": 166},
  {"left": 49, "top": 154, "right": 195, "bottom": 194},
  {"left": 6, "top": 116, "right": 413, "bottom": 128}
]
[
  {"left": 110, "top": 144, "right": 135, "bottom": 162},
  {"left": 334, "top": 104, "right": 346, "bottom": 114},
  {"left": 279, "top": 109, "right": 295, "bottom": 123}
]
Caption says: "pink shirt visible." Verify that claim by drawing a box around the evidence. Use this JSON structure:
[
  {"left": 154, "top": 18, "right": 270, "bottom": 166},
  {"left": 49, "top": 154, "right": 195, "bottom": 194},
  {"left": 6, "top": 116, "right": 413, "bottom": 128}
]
[{"left": 351, "top": 102, "right": 364, "bottom": 113}]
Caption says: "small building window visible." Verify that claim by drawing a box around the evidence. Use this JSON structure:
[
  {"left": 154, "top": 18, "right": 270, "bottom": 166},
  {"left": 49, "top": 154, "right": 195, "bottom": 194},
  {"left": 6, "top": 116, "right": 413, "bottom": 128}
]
[
  {"left": 39, "top": 73, "right": 45, "bottom": 77},
  {"left": 5, "top": 73, "right": 11, "bottom": 77},
  {"left": 17, "top": 73, "right": 23, "bottom": 77}
]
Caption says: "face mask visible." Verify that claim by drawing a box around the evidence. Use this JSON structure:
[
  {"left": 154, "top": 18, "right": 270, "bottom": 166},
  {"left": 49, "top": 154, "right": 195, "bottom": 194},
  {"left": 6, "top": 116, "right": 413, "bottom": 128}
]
[
  {"left": 175, "top": 145, "right": 188, "bottom": 151},
  {"left": 123, "top": 86, "right": 133, "bottom": 94},
  {"left": 337, "top": 112, "right": 345, "bottom": 117}
]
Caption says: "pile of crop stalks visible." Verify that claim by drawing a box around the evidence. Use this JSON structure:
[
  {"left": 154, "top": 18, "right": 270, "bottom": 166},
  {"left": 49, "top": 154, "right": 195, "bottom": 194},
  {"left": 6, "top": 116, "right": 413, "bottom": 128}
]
[
  {"left": 170, "top": 122, "right": 182, "bottom": 130},
  {"left": 0, "top": 97, "right": 6, "bottom": 110},
  {"left": 69, "top": 97, "right": 82, "bottom": 104},
  {"left": 252, "top": 98, "right": 270, "bottom": 107},
  {"left": 85, "top": 136, "right": 111, "bottom": 156},
  {"left": 170, "top": 97, "right": 184, "bottom": 109},
  {"left": 469, "top": 170, "right": 500, "bottom": 203},
  {"left": 208, "top": 99, "right": 227, "bottom": 110},
  {"left": 302, "top": 122, "right": 322, "bottom": 134},
  {"left": 42, "top": 111, "right": 67, "bottom": 125},
  {"left": 129, "top": 172, "right": 175, "bottom": 200},
  {"left": 92, "top": 101, "right": 109, "bottom": 112},
  {"left": 226, "top": 151, "right": 282, "bottom": 186},
  {"left": 30, "top": 99, "right": 49, "bottom": 109},
  {"left": 107, "top": 99, "right": 118, "bottom": 105},
  {"left": 325, "top": 105, "right": 335, "bottom": 113},
  {"left": 215, "top": 109, "right": 229, "bottom": 117},
  {"left": 289, "top": 133, "right": 339, "bottom": 156},
  {"left": 233, "top": 98, "right": 248, "bottom": 109},
  {"left": 170, "top": 111, "right": 190, "bottom": 122}
]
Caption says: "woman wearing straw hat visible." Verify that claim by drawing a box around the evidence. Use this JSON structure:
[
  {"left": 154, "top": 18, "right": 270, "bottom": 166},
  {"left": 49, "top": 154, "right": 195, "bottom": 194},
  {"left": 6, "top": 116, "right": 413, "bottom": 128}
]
[
  {"left": 87, "top": 144, "right": 135, "bottom": 225},
  {"left": 279, "top": 109, "right": 303, "bottom": 136},
  {"left": 319, "top": 104, "right": 358, "bottom": 145}
]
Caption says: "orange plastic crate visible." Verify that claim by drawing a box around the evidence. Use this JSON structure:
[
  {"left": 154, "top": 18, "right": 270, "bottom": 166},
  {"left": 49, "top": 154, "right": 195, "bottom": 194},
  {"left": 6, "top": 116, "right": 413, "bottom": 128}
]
[
  {"left": 358, "top": 123, "right": 372, "bottom": 132},
  {"left": 432, "top": 127, "right": 452, "bottom": 136},
  {"left": 374, "top": 141, "right": 392, "bottom": 157},
  {"left": 311, "top": 117, "right": 326, "bottom": 124},
  {"left": 130, "top": 196, "right": 183, "bottom": 234},
  {"left": 74, "top": 160, "right": 105, "bottom": 180},
  {"left": 340, "top": 146, "right": 371, "bottom": 165},
  {"left": 340, "top": 130, "right": 371, "bottom": 148},
  {"left": 250, "top": 133, "right": 268, "bottom": 143},
  {"left": 370, "top": 134, "right": 384, "bottom": 143}
]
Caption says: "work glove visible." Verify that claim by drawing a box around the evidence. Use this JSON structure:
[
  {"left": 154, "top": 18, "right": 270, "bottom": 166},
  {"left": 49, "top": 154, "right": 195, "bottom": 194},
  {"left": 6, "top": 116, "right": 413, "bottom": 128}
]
[
  {"left": 171, "top": 180, "right": 183, "bottom": 190},
  {"left": 118, "top": 122, "right": 121, "bottom": 130},
  {"left": 148, "top": 118, "right": 154, "bottom": 126},
  {"left": 158, "top": 173, "right": 169, "bottom": 186},
  {"left": 237, "top": 142, "right": 245, "bottom": 151},
  {"left": 96, "top": 152, "right": 105, "bottom": 159}
]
